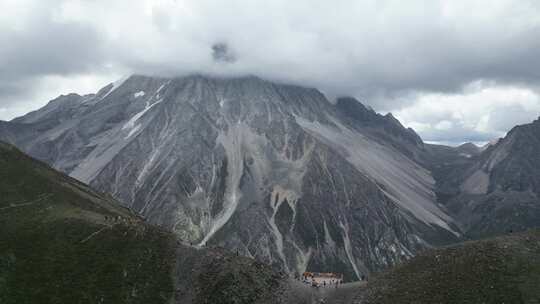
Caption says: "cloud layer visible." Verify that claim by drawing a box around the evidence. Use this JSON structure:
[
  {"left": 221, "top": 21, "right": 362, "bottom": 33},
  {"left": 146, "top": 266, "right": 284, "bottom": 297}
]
[
  {"left": 394, "top": 82, "right": 540, "bottom": 144},
  {"left": 1, "top": 0, "right": 540, "bottom": 144}
]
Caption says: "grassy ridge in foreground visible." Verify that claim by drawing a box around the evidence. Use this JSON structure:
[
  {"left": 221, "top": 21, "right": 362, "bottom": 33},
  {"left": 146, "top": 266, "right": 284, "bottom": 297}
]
[
  {"left": 357, "top": 229, "right": 540, "bottom": 304},
  {"left": 0, "top": 142, "right": 175, "bottom": 304},
  {"left": 0, "top": 141, "right": 285, "bottom": 304}
]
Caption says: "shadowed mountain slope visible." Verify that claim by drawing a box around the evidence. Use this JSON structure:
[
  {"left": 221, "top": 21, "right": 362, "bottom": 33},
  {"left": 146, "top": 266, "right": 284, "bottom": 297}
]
[
  {"left": 355, "top": 229, "right": 540, "bottom": 304},
  {"left": 424, "top": 118, "right": 540, "bottom": 239},
  {"left": 0, "top": 141, "right": 285, "bottom": 304}
]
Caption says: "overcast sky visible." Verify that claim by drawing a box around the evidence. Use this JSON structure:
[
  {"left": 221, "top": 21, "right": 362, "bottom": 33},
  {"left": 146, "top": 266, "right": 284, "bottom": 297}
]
[{"left": 1, "top": 0, "right": 540, "bottom": 145}]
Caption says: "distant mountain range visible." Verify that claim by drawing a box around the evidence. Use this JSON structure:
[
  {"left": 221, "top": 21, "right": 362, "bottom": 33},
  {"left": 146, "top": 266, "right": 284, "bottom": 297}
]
[
  {"left": 1, "top": 74, "right": 539, "bottom": 280},
  {"left": 425, "top": 117, "right": 540, "bottom": 238}
]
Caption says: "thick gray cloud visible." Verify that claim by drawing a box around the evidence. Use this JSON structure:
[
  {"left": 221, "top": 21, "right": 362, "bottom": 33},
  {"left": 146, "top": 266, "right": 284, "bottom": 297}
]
[
  {"left": 1, "top": 0, "right": 540, "bottom": 145},
  {"left": 0, "top": 0, "right": 107, "bottom": 108},
  {"left": 212, "top": 43, "right": 236, "bottom": 63}
]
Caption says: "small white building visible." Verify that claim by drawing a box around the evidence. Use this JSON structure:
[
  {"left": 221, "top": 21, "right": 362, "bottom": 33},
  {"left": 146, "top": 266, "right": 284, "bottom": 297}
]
[{"left": 302, "top": 272, "right": 343, "bottom": 287}]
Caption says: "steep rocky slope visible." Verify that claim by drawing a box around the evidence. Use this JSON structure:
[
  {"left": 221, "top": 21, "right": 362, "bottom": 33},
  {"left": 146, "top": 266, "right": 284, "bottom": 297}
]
[
  {"left": 3, "top": 137, "right": 533, "bottom": 304},
  {"left": 0, "top": 75, "right": 460, "bottom": 279},
  {"left": 424, "top": 118, "right": 540, "bottom": 239},
  {"left": 0, "top": 141, "right": 285, "bottom": 304}
]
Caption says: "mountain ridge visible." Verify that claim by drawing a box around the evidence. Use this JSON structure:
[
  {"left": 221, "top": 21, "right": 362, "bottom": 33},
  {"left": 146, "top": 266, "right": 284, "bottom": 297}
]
[
  {"left": 355, "top": 228, "right": 540, "bottom": 303},
  {"left": 5, "top": 73, "right": 537, "bottom": 280},
  {"left": 424, "top": 117, "right": 540, "bottom": 239},
  {"left": 4, "top": 137, "right": 537, "bottom": 304}
]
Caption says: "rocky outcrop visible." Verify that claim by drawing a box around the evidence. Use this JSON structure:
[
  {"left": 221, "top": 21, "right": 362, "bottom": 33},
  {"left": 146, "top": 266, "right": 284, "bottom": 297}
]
[{"left": 424, "top": 118, "right": 540, "bottom": 238}]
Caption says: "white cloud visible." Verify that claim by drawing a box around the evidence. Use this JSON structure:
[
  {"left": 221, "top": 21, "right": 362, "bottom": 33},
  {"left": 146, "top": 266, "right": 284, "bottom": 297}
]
[
  {"left": 1, "top": 0, "right": 540, "bottom": 144},
  {"left": 434, "top": 120, "right": 454, "bottom": 131},
  {"left": 0, "top": 73, "right": 121, "bottom": 121},
  {"left": 394, "top": 83, "right": 540, "bottom": 144}
]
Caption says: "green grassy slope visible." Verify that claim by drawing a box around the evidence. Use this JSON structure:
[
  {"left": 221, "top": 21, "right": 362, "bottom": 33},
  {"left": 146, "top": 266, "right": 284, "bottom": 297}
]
[
  {"left": 356, "top": 229, "right": 540, "bottom": 304},
  {"left": 0, "top": 142, "right": 287, "bottom": 304},
  {"left": 174, "top": 246, "right": 284, "bottom": 304},
  {"left": 0, "top": 142, "right": 175, "bottom": 304}
]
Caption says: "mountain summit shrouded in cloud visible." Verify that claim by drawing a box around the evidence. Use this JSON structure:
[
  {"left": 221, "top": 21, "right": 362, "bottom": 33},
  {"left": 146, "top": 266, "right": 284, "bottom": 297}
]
[
  {"left": 3, "top": 3, "right": 540, "bottom": 301},
  {"left": 212, "top": 43, "right": 236, "bottom": 63},
  {"left": 1, "top": 0, "right": 540, "bottom": 145}
]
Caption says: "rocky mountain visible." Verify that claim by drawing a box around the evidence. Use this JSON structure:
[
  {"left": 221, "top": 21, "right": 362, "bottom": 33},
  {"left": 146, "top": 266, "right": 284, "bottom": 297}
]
[
  {"left": 424, "top": 118, "right": 540, "bottom": 239},
  {"left": 5, "top": 136, "right": 538, "bottom": 304},
  {"left": 0, "top": 74, "right": 461, "bottom": 280},
  {"left": 0, "top": 141, "right": 289, "bottom": 304}
]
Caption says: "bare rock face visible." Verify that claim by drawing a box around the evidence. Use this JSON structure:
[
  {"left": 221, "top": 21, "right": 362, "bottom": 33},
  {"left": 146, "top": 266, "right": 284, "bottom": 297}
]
[
  {"left": 0, "top": 75, "right": 460, "bottom": 280},
  {"left": 424, "top": 118, "right": 540, "bottom": 239}
]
